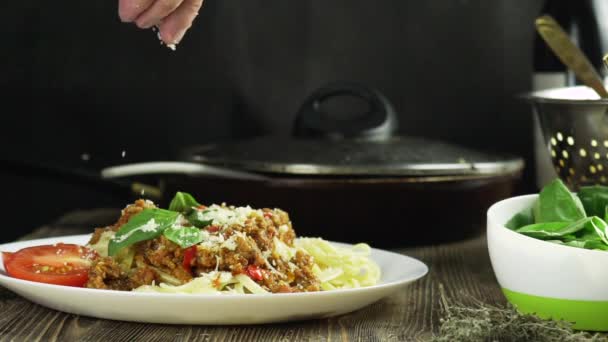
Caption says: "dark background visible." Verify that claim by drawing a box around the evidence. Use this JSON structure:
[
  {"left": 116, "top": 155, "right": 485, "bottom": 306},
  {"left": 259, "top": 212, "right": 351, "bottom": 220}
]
[{"left": 1, "top": 0, "right": 545, "bottom": 242}]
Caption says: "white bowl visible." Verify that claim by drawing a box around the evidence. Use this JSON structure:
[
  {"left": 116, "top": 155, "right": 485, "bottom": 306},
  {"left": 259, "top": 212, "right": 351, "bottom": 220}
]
[{"left": 487, "top": 194, "right": 608, "bottom": 331}]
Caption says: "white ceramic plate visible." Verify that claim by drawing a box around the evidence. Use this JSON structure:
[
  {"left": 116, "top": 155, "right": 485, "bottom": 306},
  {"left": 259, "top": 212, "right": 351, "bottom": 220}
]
[{"left": 0, "top": 235, "right": 428, "bottom": 325}]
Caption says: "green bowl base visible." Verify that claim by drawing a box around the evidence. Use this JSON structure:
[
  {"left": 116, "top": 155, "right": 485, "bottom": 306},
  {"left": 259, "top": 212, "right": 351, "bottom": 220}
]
[{"left": 503, "top": 288, "right": 608, "bottom": 331}]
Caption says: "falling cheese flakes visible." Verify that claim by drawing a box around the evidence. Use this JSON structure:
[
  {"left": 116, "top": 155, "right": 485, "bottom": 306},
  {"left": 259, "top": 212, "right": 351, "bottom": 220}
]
[{"left": 153, "top": 26, "right": 176, "bottom": 51}]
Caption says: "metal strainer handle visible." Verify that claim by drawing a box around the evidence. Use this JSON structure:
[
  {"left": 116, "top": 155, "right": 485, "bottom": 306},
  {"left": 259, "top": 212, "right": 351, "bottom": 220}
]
[{"left": 535, "top": 15, "right": 608, "bottom": 98}]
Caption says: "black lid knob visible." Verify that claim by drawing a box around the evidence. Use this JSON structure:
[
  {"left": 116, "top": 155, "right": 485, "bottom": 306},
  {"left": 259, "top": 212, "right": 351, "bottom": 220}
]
[{"left": 293, "top": 82, "right": 398, "bottom": 141}]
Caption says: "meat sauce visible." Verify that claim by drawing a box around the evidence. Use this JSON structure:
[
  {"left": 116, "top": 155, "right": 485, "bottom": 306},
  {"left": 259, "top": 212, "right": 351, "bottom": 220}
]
[{"left": 85, "top": 200, "right": 321, "bottom": 293}]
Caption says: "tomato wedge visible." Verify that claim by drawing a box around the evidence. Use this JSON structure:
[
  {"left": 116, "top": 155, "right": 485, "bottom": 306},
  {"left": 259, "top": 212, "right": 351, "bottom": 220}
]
[
  {"left": 2, "top": 251, "right": 14, "bottom": 269},
  {"left": 3, "top": 244, "right": 97, "bottom": 287}
]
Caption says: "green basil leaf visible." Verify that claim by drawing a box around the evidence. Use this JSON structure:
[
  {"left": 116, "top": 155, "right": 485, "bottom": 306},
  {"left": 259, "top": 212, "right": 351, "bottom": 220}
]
[
  {"left": 569, "top": 231, "right": 601, "bottom": 242},
  {"left": 561, "top": 240, "right": 586, "bottom": 248},
  {"left": 581, "top": 240, "right": 608, "bottom": 250},
  {"left": 560, "top": 234, "right": 579, "bottom": 242},
  {"left": 168, "top": 192, "right": 200, "bottom": 213},
  {"left": 163, "top": 226, "right": 205, "bottom": 248},
  {"left": 566, "top": 217, "right": 608, "bottom": 250},
  {"left": 108, "top": 209, "right": 179, "bottom": 256},
  {"left": 187, "top": 210, "right": 213, "bottom": 228},
  {"left": 578, "top": 185, "right": 608, "bottom": 218},
  {"left": 535, "top": 179, "right": 586, "bottom": 223},
  {"left": 505, "top": 207, "right": 534, "bottom": 230},
  {"left": 516, "top": 217, "right": 591, "bottom": 239},
  {"left": 587, "top": 216, "right": 608, "bottom": 245},
  {"left": 549, "top": 239, "right": 608, "bottom": 250}
]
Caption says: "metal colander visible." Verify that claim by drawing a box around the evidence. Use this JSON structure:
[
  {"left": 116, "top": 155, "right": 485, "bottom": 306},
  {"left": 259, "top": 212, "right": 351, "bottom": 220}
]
[{"left": 530, "top": 86, "right": 608, "bottom": 190}]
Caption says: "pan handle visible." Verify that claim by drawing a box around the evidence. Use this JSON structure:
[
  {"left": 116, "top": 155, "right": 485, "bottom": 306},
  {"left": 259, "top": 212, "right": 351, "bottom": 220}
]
[
  {"left": 101, "top": 162, "right": 270, "bottom": 181},
  {"left": 293, "top": 81, "right": 398, "bottom": 141},
  {"left": 0, "top": 159, "right": 162, "bottom": 201}
]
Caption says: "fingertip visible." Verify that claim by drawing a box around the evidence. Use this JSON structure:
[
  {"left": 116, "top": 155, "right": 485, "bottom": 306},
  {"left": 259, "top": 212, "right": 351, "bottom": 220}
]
[
  {"left": 118, "top": 4, "right": 137, "bottom": 22},
  {"left": 135, "top": 18, "right": 155, "bottom": 29},
  {"left": 119, "top": 11, "right": 134, "bottom": 23},
  {"left": 156, "top": 0, "right": 203, "bottom": 46},
  {"left": 159, "top": 23, "right": 186, "bottom": 45},
  {"left": 120, "top": 0, "right": 157, "bottom": 23}
]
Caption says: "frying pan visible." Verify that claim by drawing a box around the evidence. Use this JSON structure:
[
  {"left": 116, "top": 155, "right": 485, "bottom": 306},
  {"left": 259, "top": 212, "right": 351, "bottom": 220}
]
[{"left": 100, "top": 82, "right": 524, "bottom": 247}]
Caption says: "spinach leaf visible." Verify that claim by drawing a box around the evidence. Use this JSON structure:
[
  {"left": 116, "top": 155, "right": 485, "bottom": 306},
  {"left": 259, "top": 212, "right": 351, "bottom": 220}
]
[
  {"left": 562, "top": 240, "right": 586, "bottom": 248},
  {"left": 505, "top": 207, "right": 534, "bottom": 230},
  {"left": 108, "top": 209, "right": 179, "bottom": 256},
  {"left": 163, "top": 226, "right": 204, "bottom": 248},
  {"left": 516, "top": 217, "right": 592, "bottom": 239},
  {"left": 587, "top": 216, "right": 608, "bottom": 245},
  {"left": 168, "top": 192, "right": 200, "bottom": 213},
  {"left": 579, "top": 240, "right": 608, "bottom": 250},
  {"left": 535, "top": 179, "right": 586, "bottom": 223},
  {"left": 187, "top": 210, "right": 213, "bottom": 228},
  {"left": 510, "top": 179, "right": 608, "bottom": 252},
  {"left": 560, "top": 234, "right": 579, "bottom": 241},
  {"left": 516, "top": 216, "right": 608, "bottom": 245},
  {"left": 578, "top": 185, "right": 608, "bottom": 218},
  {"left": 553, "top": 239, "right": 608, "bottom": 251}
]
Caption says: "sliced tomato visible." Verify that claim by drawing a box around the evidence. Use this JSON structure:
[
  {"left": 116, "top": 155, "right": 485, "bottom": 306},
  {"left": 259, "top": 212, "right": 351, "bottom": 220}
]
[
  {"left": 2, "top": 252, "right": 14, "bottom": 272},
  {"left": 3, "top": 244, "right": 97, "bottom": 287},
  {"left": 182, "top": 246, "right": 197, "bottom": 272}
]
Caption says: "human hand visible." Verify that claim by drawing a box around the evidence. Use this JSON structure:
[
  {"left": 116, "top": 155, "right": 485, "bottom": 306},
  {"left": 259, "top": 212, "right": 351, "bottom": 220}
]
[{"left": 118, "top": 0, "right": 204, "bottom": 48}]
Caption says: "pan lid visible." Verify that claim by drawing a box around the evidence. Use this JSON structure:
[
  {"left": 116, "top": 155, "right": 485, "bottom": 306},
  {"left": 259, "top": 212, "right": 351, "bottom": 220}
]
[
  {"left": 185, "top": 136, "right": 523, "bottom": 177},
  {"left": 185, "top": 82, "right": 524, "bottom": 177}
]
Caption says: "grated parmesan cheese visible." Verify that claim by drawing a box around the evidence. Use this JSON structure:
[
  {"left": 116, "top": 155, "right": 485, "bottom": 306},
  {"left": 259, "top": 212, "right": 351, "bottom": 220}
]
[
  {"left": 272, "top": 237, "right": 296, "bottom": 262},
  {"left": 171, "top": 214, "right": 189, "bottom": 228},
  {"left": 220, "top": 233, "right": 240, "bottom": 251},
  {"left": 112, "top": 218, "right": 159, "bottom": 243},
  {"left": 177, "top": 229, "right": 199, "bottom": 239},
  {"left": 196, "top": 204, "right": 260, "bottom": 228},
  {"left": 154, "top": 26, "right": 177, "bottom": 51},
  {"left": 198, "top": 233, "right": 225, "bottom": 251}
]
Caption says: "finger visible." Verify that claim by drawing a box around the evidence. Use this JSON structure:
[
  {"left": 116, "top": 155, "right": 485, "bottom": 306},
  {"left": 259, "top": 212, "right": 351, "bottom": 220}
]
[
  {"left": 135, "top": 0, "right": 185, "bottom": 29},
  {"left": 119, "top": 0, "right": 155, "bottom": 22},
  {"left": 158, "top": 0, "right": 203, "bottom": 45}
]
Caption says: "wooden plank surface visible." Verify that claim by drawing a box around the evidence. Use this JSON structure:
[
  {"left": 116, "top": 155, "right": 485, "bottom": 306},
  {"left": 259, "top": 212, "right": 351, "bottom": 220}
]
[{"left": 0, "top": 210, "right": 504, "bottom": 342}]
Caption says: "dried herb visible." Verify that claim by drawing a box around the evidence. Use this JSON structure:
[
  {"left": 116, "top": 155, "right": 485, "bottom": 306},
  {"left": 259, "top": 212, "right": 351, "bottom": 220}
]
[{"left": 432, "top": 284, "right": 607, "bottom": 342}]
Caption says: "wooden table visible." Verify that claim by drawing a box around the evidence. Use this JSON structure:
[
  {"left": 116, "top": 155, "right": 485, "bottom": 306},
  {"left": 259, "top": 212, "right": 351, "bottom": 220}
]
[{"left": 0, "top": 209, "right": 505, "bottom": 342}]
